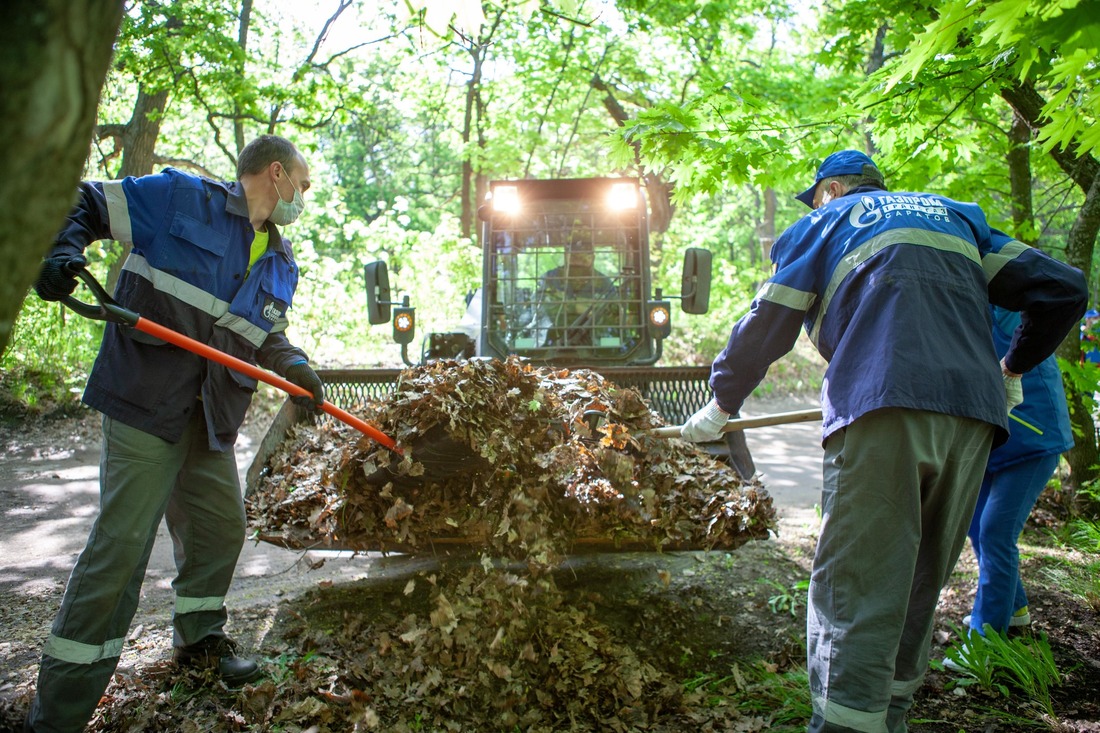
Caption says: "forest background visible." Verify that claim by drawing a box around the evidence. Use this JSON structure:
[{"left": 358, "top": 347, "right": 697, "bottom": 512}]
[{"left": 2, "top": 0, "right": 1100, "bottom": 509}]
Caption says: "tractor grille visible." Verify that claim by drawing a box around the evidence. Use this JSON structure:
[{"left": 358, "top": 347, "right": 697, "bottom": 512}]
[
  {"left": 316, "top": 369, "right": 404, "bottom": 409},
  {"left": 316, "top": 365, "right": 712, "bottom": 426}
]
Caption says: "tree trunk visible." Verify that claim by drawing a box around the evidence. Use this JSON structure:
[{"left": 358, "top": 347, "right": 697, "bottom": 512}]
[
  {"left": 1002, "top": 81, "right": 1100, "bottom": 494},
  {"left": 1001, "top": 81, "right": 1098, "bottom": 192},
  {"left": 756, "top": 188, "right": 777, "bottom": 261},
  {"left": 103, "top": 85, "right": 169, "bottom": 291},
  {"left": 643, "top": 175, "right": 675, "bottom": 236},
  {"left": 460, "top": 43, "right": 484, "bottom": 240},
  {"left": 1007, "top": 112, "right": 1036, "bottom": 245},
  {"left": 0, "top": 1, "right": 123, "bottom": 355},
  {"left": 460, "top": 12, "right": 504, "bottom": 242},
  {"left": 235, "top": 0, "right": 254, "bottom": 155},
  {"left": 119, "top": 87, "right": 168, "bottom": 179},
  {"left": 863, "top": 24, "right": 888, "bottom": 155},
  {"left": 1060, "top": 173, "right": 1100, "bottom": 492}
]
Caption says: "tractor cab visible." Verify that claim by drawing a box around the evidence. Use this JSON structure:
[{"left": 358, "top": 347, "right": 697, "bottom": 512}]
[{"left": 365, "top": 177, "right": 711, "bottom": 368}]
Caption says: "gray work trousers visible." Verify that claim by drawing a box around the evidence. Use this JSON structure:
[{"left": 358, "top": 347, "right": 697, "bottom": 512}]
[
  {"left": 25, "top": 409, "right": 246, "bottom": 732},
  {"left": 807, "top": 408, "right": 994, "bottom": 733}
]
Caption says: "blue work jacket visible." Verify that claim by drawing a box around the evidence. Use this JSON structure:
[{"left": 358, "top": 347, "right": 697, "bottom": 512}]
[
  {"left": 51, "top": 168, "right": 308, "bottom": 450},
  {"left": 709, "top": 186, "right": 1088, "bottom": 444},
  {"left": 988, "top": 306, "right": 1074, "bottom": 471}
]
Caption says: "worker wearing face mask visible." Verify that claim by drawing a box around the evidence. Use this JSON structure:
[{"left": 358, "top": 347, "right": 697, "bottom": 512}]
[{"left": 26, "top": 134, "right": 324, "bottom": 732}]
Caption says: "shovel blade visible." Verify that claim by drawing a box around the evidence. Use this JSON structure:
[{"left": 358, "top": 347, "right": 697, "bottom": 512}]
[{"left": 364, "top": 424, "right": 486, "bottom": 487}]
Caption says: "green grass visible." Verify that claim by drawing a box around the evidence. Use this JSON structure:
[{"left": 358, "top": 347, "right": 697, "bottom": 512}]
[
  {"left": 1052, "top": 517, "right": 1100, "bottom": 554},
  {"left": 758, "top": 578, "right": 809, "bottom": 616},
  {"left": 935, "top": 625, "right": 1061, "bottom": 718},
  {"left": 1038, "top": 557, "right": 1100, "bottom": 613}
]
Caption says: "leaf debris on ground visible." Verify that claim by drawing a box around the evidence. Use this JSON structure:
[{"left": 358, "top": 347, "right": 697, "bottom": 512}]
[{"left": 89, "top": 356, "right": 779, "bottom": 731}]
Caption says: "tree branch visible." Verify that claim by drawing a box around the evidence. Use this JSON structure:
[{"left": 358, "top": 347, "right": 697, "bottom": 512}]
[
  {"left": 152, "top": 156, "right": 219, "bottom": 179},
  {"left": 294, "top": 0, "right": 354, "bottom": 82},
  {"left": 524, "top": 25, "right": 576, "bottom": 177},
  {"left": 1000, "top": 80, "right": 1098, "bottom": 193},
  {"left": 95, "top": 123, "right": 126, "bottom": 140}
]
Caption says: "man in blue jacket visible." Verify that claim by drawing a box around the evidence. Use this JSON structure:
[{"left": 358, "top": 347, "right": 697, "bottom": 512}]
[
  {"left": 25, "top": 134, "right": 325, "bottom": 732},
  {"left": 679, "top": 150, "right": 1087, "bottom": 733}
]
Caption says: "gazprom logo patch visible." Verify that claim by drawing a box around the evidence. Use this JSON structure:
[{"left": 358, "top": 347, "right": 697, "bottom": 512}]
[
  {"left": 850, "top": 194, "right": 950, "bottom": 229},
  {"left": 849, "top": 197, "right": 883, "bottom": 228},
  {"left": 262, "top": 298, "right": 284, "bottom": 323}
]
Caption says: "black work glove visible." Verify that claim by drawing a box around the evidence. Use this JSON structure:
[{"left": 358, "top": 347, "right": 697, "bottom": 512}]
[
  {"left": 285, "top": 362, "right": 324, "bottom": 412},
  {"left": 34, "top": 254, "right": 87, "bottom": 302}
]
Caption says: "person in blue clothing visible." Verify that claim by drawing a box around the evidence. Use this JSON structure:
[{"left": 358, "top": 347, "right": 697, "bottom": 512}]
[
  {"left": 678, "top": 149, "right": 1088, "bottom": 733},
  {"left": 25, "top": 134, "right": 325, "bottom": 733},
  {"left": 965, "top": 305, "right": 1074, "bottom": 634}
]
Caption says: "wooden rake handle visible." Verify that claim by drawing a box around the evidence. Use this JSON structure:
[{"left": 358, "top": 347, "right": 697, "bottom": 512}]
[{"left": 648, "top": 407, "right": 823, "bottom": 439}]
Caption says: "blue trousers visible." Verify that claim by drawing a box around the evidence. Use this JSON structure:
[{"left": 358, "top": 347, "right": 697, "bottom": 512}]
[{"left": 966, "top": 453, "right": 1059, "bottom": 633}]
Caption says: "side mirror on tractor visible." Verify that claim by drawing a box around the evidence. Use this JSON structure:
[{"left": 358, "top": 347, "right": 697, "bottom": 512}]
[
  {"left": 365, "top": 261, "right": 392, "bottom": 325},
  {"left": 365, "top": 260, "right": 416, "bottom": 363},
  {"left": 680, "top": 247, "right": 712, "bottom": 315}
]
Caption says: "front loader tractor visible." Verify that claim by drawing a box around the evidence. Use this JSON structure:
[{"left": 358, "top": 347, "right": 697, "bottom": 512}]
[{"left": 360, "top": 176, "right": 755, "bottom": 478}]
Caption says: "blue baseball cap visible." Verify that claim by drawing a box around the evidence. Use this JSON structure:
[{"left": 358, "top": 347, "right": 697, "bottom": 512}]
[
  {"left": 1086, "top": 309, "right": 1100, "bottom": 319},
  {"left": 795, "top": 150, "right": 884, "bottom": 208}
]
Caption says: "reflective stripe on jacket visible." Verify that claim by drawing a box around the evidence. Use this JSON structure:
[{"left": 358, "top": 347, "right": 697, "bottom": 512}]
[
  {"left": 709, "top": 186, "right": 1087, "bottom": 444},
  {"left": 52, "top": 168, "right": 308, "bottom": 449}
]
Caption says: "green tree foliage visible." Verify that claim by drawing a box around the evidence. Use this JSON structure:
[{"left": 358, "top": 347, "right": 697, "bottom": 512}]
[
  {"left": 3, "top": 0, "right": 1096, "bottom": 488},
  {"left": 884, "top": 0, "right": 1100, "bottom": 158},
  {"left": 612, "top": 0, "right": 865, "bottom": 198}
]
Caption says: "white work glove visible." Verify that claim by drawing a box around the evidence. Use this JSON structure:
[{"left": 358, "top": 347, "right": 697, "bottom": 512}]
[
  {"left": 1004, "top": 373, "right": 1023, "bottom": 413},
  {"left": 680, "top": 398, "right": 730, "bottom": 442},
  {"left": 1001, "top": 357, "right": 1023, "bottom": 413}
]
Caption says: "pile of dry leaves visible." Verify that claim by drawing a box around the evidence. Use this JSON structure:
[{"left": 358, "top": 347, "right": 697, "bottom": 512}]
[
  {"left": 146, "top": 356, "right": 778, "bottom": 731},
  {"left": 247, "top": 356, "right": 775, "bottom": 565},
  {"left": 69, "top": 357, "right": 779, "bottom": 731}
]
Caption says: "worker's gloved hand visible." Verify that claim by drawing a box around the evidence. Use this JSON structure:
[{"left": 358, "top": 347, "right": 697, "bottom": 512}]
[
  {"left": 1004, "top": 373, "right": 1023, "bottom": 413},
  {"left": 680, "top": 398, "right": 730, "bottom": 442},
  {"left": 34, "top": 254, "right": 87, "bottom": 302},
  {"left": 286, "top": 362, "right": 324, "bottom": 412}
]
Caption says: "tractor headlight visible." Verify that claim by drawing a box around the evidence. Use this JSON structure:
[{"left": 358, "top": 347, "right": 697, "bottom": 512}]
[
  {"left": 607, "top": 182, "right": 638, "bottom": 211},
  {"left": 492, "top": 185, "right": 520, "bottom": 214}
]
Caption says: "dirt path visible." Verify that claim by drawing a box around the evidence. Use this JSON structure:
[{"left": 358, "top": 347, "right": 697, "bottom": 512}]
[
  {"left": 3, "top": 391, "right": 1098, "bottom": 732},
  {"left": 0, "top": 390, "right": 823, "bottom": 698}
]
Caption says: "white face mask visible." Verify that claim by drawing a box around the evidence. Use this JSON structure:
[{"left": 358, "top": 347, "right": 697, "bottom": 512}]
[{"left": 270, "top": 173, "right": 305, "bottom": 226}]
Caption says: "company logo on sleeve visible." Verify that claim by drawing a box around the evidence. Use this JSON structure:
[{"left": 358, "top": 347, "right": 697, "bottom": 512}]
[
  {"left": 262, "top": 298, "right": 285, "bottom": 323},
  {"left": 849, "top": 195, "right": 951, "bottom": 229}
]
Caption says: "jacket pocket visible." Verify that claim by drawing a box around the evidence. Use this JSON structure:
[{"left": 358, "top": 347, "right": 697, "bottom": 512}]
[
  {"left": 255, "top": 255, "right": 298, "bottom": 308},
  {"left": 169, "top": 212, "right": 230, "bottom": 255},
  {"left": 228, "top": 366, "right": 258, "bottom": 393},
  {"left": 166, "top": 212, "right": 231, "bottom": 279},
  {"left": 242, "top": 257, "right": 297, "bottom": 329}
]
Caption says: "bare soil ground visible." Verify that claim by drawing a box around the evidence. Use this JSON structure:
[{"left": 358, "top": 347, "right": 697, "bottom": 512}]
[{"left": 1, "top": 393, "right": 1098, "bottom": 732}]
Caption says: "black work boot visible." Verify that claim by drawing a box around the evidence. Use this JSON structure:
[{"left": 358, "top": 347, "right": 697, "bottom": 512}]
[{"left": 173, "top": 636, "right": 262, "bottom": 687}]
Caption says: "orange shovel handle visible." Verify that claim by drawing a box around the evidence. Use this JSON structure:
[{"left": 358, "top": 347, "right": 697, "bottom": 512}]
[{"left": 134, "top": 318, "right": 399, "bottom": 452}]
